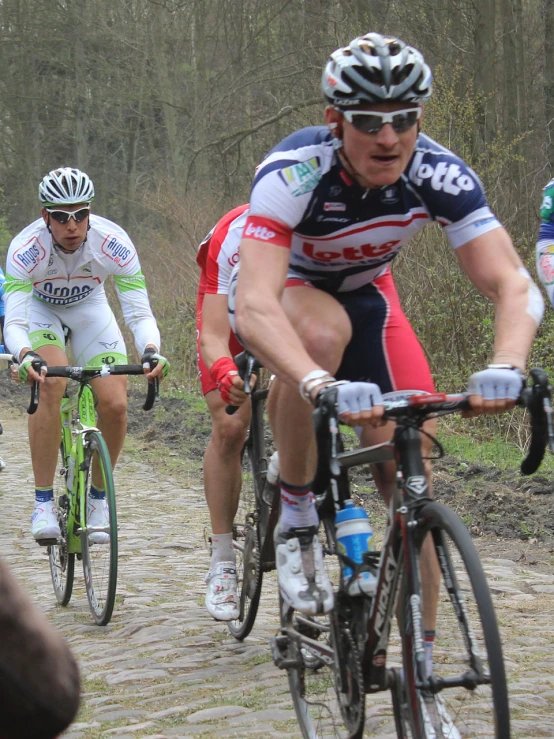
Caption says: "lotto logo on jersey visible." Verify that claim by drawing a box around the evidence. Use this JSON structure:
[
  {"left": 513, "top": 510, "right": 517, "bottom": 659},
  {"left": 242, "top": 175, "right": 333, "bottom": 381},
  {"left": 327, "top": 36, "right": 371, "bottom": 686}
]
[
  {"left": 13, "top": 237, "right": 45, "bottom": 274},
  {"left": 280, "top": 158, "right": 322, "bottom": 197},
  {"left": 409, "top": 153, "right": 476, "bottom": 195},
  {"left": 244, "top": 223, "right": 276, "bottom": 241},
  {"left": 101, "top": 235, "right": 134, "bottom": 266},
  {"left": 303, "top": 240, "right": 400, "bottom": 262}
]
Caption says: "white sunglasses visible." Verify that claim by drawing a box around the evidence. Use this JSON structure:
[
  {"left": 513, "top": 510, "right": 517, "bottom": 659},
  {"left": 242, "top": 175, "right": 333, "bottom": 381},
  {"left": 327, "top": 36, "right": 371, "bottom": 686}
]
[{"left": 338, "top": 107, "right": 422, "bottom": 134}]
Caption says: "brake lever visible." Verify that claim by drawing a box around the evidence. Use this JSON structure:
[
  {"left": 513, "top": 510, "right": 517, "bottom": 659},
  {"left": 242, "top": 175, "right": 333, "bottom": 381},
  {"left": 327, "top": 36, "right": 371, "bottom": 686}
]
[{"left": 143, "top": 358, "right": 159, "bottom": 411}]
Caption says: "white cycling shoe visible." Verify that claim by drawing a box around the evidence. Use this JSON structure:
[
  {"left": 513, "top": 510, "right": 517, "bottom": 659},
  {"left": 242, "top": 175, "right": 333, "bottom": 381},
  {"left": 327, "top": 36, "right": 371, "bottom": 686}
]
[
  {"left": 87, "top": 498, "right": 110, "bottom": 544},
  {"left": 274, "top": 524, "right": 334, "bottom": 616},
  {"left": 31, "top": 502, "right": 61, "bottom": 540},
  {"left": 423, "top": 693, "right": 461, "bottom": 739},
  {"left": 205, "top": 561, "right": 240, "bottom": 621}
]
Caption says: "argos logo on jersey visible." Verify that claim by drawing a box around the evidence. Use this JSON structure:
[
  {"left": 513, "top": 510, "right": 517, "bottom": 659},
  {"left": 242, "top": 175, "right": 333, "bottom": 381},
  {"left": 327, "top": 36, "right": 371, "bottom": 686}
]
[
  {"left": 409, "top": 153, "right": 476, "bottom": 195},
  {"left": 13, "top": 237, "right": 46, "bottom": 274},
  {"left": 101, "top": 235, "right": 134, "bottom": 266},
  {"left": 35, "top": 277, "right": 100, "bottom": 306}
]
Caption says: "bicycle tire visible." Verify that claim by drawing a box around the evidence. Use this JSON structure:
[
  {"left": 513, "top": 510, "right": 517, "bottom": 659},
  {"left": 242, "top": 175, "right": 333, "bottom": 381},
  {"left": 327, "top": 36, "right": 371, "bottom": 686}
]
[
  {"left": 80, "top": 431, "right": 118, "bottom": 626},
  {"left": 48, "top": 444, "right": 75, "bottom": 606},
  {"left": 227, "top": 438, "right": 263, "bottom": 640},
  {"left": 281, "top": 518, "right": 366, "bottom": 739},
  {"left": 400, "top": 500, "right": 510, "bottom": 739}
]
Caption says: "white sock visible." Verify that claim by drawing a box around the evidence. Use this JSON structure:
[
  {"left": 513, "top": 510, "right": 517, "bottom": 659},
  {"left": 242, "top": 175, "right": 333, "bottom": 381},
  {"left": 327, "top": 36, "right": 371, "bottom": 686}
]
[
  {"left": 279, "top": 481, "right": 318, "bottom": 530},
  {"left": 210, "top": 532, "right": 235, "bottom": 568}
]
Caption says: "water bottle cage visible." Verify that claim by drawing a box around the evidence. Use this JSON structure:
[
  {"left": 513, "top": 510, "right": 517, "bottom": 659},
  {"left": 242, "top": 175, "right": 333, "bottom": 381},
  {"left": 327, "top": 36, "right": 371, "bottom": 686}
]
[{"left": 337, "top": 550, "right": 380, "bottom": 594}]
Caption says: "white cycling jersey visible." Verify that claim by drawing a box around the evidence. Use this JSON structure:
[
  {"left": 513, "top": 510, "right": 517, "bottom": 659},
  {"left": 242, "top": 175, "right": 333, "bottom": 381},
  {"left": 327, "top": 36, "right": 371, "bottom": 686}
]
[{"left": 4, "top": 214, "right": 160, "bottom": 362}]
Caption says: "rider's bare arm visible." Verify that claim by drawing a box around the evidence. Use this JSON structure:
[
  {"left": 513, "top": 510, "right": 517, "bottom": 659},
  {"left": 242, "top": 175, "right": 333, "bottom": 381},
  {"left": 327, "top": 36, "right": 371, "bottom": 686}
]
[
  {"left": 236, "top": 237, "right": 325, "bottom": 388},
  {"left": 455, "top": 227, "right": 542, "bottom": 370}
]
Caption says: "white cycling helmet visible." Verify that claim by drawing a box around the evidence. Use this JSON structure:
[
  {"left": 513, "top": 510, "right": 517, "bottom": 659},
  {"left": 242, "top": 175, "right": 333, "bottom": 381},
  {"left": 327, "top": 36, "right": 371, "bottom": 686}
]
[
  {"left": 38, "top": 167, "right": 95, "bottom": 206},
  {"left": 322, "top": 33, "right": 432, "bottom": 107}
]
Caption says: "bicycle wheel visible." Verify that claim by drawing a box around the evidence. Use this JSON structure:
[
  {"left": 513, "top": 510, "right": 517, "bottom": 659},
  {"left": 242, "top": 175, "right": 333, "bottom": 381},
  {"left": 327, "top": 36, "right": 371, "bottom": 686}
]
[
  {"left": 400, "top": 501, "right": 509, "bottom": 739},
  {"left": 48, "top": 445, "right": 75, "bottom": 606},
  {"left": 227, "top": 437, "right": 263, "bottom": 640},
  {"left": 80, "top": 431, "right": 117, "bottom": 625},
  {"left": 279, "top": 518, "right": 365, "bottom": 739}
]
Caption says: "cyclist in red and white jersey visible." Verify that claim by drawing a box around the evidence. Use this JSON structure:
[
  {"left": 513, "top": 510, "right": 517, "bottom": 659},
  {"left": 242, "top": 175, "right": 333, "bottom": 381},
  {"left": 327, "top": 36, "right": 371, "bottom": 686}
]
[
  {"left": 4, "top": 168, "right": 169, "bottom": 542},
  {"left": 196, "top": 204, "right": 251, "bottom": 620},
  {"left": 234, "top": 32, "right": 542, "bottom": 736}
]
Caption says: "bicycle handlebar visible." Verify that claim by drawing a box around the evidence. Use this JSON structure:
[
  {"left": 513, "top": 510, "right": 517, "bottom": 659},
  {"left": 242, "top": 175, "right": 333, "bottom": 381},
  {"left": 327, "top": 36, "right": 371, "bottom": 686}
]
[
  {"left": 225, "top": 350, "right": 262, "bottom": 416},
  {"left": 314, "top": 367, "right": 554, "bottom": 480},
  {"left": 25, "top": 361, "right": 159, "bottom": 415}
]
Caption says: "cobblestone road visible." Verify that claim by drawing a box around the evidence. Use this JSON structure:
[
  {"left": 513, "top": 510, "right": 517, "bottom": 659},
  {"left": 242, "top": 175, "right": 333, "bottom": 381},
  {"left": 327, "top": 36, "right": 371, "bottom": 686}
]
[{"left": 1, "top": 410, "right": 554, "bottom": 738}]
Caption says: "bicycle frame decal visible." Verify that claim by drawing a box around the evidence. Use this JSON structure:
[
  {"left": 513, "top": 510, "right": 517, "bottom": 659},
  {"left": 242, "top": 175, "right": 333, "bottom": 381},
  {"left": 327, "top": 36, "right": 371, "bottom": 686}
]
[
  {"left": 410, "top": 594, "right": 425, "bottom": 660},
  {"left": 79, "top": 385, "right": 97, "bottom": 427},
  {"left": 405, "top": 475, "right": 428, "bottom": 496}
]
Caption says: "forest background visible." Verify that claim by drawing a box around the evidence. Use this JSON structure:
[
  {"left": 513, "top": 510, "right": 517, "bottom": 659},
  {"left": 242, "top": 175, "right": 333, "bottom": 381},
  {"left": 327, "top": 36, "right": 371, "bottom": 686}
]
[{"left": 1, "top": 0, "right": 553, "bottom": 415}]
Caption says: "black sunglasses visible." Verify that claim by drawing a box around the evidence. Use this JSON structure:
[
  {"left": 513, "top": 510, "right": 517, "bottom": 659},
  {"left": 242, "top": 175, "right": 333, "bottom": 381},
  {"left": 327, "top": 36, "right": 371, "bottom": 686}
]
[
  {"left": 339, "top": 107, "right": 422, "bottom": 134},
  {"left": 46, "top": 206, "right": 91, "bottom": 224}
]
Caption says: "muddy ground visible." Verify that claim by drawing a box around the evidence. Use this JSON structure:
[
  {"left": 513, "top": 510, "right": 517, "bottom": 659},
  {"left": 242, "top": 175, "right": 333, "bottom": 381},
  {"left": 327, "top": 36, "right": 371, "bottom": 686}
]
[{"left": 2, "top": 369, "right": 554, "bottom": 547}]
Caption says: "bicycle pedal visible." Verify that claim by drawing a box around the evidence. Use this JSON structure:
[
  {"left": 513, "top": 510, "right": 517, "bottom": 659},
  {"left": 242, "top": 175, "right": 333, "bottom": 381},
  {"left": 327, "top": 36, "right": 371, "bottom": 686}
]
[
  {"left": 36, "top": 538, "right": 58, "bottom": 547},
  {"left": 270, "top": 634, "right": 298, "bottom": 669}
]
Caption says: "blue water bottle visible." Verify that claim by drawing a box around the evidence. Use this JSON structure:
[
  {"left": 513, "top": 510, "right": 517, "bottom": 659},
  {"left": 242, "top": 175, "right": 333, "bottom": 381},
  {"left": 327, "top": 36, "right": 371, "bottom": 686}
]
[{"left": 335, "top": 500, "right": 376, "bottom": 596}]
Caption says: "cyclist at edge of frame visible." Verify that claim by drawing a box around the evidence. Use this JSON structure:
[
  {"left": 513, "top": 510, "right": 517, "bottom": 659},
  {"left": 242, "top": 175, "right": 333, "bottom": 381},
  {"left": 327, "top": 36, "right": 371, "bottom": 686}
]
[
  {"left": 196, "top": 204, "right": 251, "bottom": 621},
  {"left": 0, "top": 264, "right": 7, "bottom": 471},
  {"left": 4, "top": 167, "right": 169, "bottom": 544},
  {"left": 233, "top": 31, "right": 543, "bottom": 736}
]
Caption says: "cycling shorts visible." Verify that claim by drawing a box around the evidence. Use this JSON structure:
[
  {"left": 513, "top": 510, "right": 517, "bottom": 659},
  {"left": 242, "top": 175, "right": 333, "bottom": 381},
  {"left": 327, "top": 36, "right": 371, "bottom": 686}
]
[
  {"left": 196, "top": 270, "right": 243, "bottom": 396},
  {"left": 297, "top": 270, "right": 435, "bottom": 394},
  {"left": 28, "top": 288, "right": 127, "bottom": 366}
]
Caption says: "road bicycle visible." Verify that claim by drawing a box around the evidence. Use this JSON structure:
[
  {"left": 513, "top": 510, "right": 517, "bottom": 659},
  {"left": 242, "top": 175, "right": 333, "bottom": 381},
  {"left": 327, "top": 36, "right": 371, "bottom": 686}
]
[
  {"left": 225, "top": 352, "right": 280, "bottom": 640},
  {"left": 270, "top": 369, "right": 554, "bottom": 739},
  {"left": 26, "top": 360, "right": 158, "bottom": 625}
]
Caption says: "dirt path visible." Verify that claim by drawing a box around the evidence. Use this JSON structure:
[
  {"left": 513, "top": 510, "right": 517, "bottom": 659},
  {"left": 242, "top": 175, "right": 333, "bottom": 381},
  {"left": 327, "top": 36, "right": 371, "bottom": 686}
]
[{"left": 1, "top": 408, "right": 554, "bottom": 738}]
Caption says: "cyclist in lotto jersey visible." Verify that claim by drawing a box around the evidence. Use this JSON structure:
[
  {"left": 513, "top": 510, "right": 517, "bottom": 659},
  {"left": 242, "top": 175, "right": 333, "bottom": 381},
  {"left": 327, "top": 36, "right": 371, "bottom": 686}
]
[
  {"left": 4, "top": 168, "right": 169, "bottom": 542},
  {"left": 234, "top": 33, "right": 542, "bottom": 736},
  {"left": 196, "top": 204, "right": 251, "bottom": 620}
]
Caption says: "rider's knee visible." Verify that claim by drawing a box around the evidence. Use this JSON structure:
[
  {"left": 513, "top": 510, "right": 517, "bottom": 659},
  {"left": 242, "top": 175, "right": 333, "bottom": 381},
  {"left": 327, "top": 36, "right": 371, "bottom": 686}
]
[
  {"left": 296, "top": 317, "right": 351, "bottom": 371},
  {"left": 211, "top": 415, "right": 248, "bottom": 455},
  {"left": 97, "top": 395, "right": 127, "bottom": 422},
  {"left": 40, "top": 377, "right": 67, "bottom": 404}
]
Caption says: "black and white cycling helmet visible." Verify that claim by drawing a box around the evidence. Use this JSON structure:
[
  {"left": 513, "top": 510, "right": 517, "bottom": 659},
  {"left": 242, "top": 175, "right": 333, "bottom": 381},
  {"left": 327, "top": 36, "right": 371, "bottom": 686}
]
[
  {"left": 38, "top": 167, "right": 95, "bottom": 206},
  {"left": 322, "top": 33, "right": 432, "bottom": 107}
]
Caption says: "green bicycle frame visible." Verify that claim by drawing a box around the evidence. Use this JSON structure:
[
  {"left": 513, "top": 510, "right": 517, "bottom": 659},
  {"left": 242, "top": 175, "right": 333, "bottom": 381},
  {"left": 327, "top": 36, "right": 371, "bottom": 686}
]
[{"left": 62, "top": 383, "right": 101, "bottom": 556}]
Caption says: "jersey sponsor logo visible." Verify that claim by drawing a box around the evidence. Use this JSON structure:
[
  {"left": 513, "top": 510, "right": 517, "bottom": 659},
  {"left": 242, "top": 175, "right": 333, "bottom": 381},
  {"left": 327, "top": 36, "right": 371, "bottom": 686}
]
[
  {"left": 472, "top": 216, "right": 496, "bottom": 229},
  {"left": 329, "top": 185, "right": 342, "bottom": 197},
  {"left": 41, "top": 332, "right": 57, "bottom": 342},
  {"left": 244, "top": 223, "right": 276, "bottom": 241},
  {"left": 13, "top": 237, "right": 46, "bottom": 274},
  {"left": 302, "top": 240, "right": 400, "bottom": 262},
  {"left": 279, "top": 157, "right": 322, "bottom": 197},
  {"left": 541, "top": 192, "right": 554, "bottom": 220},
  {"left": 316, "top": 216, "right": 349, "bottom": 223},
  {"left": 101, "top": 235, "right": 134, "bottom": 266},
  {"left": 38, "top": 282, "right": 94, "bottom": 305},
  {"left": 33, "top": 322, "right": 53, "bottom": 328},
  {"left": 323, "top": 202, "right": 346, "bottom": 212},
  {"left": 100, "top": 340, "right": 119, "bottom": 349},
  {"left": 227, "top": 251, "right": 239, "bottom": 267},
  {"left": 380, "top": 187, "right": 399, "bottom": 204},
  {"left": 409, "top": 153, "right": 476, "bottom": 195},
  {"left": 81, "top": 262, "right": 92, "bottom": 274},
  {"left": 539, "top": 253, "right": 554, "bottom": 285},
  {"left": 102, "top": 355, "right": 116, "bottom": 364}
]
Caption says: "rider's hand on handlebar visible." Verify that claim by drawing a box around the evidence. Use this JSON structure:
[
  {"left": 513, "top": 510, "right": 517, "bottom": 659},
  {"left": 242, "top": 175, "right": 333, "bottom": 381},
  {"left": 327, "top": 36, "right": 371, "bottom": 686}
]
[
  {"left": 18, "top": 351, "right": 47, "bottom": 384},
  {"left": 141, "top": 349, "right": 170, "bottom": 381},
  {"left": 319, "top": 380, "right": 385, "bottom": 427},
  {"left": 465, "top": 365, "right": 525, "bottom": 416},
  {"left": 210, "top": 356, "right": 255, "bottom": 405}
]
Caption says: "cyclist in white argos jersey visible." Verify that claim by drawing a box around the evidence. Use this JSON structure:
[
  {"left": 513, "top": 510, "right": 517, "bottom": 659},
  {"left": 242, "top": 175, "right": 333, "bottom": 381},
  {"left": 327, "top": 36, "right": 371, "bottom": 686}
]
[
  {"left": 4, "top": 167, "right": 169, "bottom": 542},
  {"left": 235, "top": 33, "right": 543, "bottom": 738}
]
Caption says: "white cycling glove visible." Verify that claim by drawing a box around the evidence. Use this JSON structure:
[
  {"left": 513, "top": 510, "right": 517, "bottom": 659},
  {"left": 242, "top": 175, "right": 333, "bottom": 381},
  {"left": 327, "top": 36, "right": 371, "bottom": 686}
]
[
  {"left": 336, "top": 381, "right": 384, "bottom": 416},
  {"left": 467, "top": 365, "right": 524, "bottom": 401}
]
